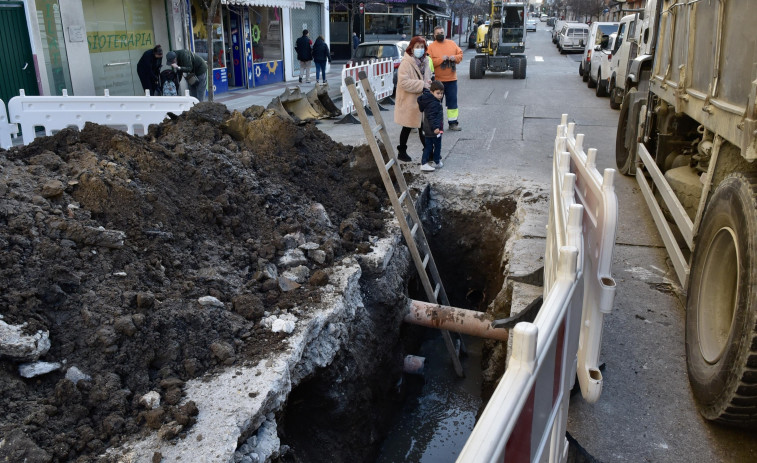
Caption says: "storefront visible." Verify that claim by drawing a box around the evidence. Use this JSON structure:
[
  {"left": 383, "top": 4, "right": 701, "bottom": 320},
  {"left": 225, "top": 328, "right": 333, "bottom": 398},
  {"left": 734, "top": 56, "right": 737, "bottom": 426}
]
[{"left": 328, "top": 0, "right": 449, "bottom": 60}]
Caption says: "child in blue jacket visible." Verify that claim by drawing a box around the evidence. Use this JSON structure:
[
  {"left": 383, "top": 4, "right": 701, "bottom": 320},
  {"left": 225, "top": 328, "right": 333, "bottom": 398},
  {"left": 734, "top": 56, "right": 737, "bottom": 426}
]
[{"left": 417, "top": 80, "right": 445, "bottom": 172}]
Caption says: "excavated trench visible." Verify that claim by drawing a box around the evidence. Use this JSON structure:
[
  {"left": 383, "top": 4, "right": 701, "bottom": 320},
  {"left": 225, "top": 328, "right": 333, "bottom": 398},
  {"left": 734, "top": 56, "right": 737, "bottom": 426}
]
[{"left": 276, "top": 184, "right": 517, "bottom": 463}]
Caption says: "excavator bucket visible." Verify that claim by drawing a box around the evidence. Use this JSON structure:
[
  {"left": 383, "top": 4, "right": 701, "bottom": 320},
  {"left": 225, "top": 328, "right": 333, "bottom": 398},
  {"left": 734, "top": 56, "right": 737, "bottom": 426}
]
[
  {"left": 266, "top": 97, "right": 295, "bottom": 122},
  {"left": 278, "top": 87, "right": 322, "bottom": 121},
  {"left": 307, "top": 84, "right": 341, "bottom": 117}
]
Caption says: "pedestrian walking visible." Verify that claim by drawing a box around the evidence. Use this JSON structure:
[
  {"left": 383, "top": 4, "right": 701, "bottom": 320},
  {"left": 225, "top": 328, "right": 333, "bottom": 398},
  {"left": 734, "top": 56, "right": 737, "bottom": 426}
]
[
  {"left": 417, "top": 81, "right": 445, "bottom": 171},
  {"left": 352, "top": 32, "right": 360, "bottom": 57},
  {"left": 295, "top": 30, "right": 313, "bottom": 83},
  {"left": 394, "top": 36, "right": 432, "bottom": 163},
  {"left": 166, "top": 50, "right": 208, "bottom": 102},
  {"left": 136, "top": 45, "right": 163, "bottom": 95},
  {"left": 427, "top": 26, "right": 463, "bottom": 131},
  {"left": 312, "top": 35, "right": 331, "bottom": 85}
]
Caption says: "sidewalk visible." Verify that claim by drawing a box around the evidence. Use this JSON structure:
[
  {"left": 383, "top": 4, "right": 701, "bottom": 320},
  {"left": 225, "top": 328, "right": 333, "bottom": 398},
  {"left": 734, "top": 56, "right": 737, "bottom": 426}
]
[{"left": 213, "top": 60, "right": 347, "bottom": 112}]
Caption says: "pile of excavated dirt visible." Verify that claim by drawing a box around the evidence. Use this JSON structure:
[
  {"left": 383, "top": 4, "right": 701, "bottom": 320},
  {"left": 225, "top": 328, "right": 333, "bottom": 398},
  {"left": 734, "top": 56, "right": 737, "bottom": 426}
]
[{"left": 0, "top": 103, "right": 391, "bottom": 462}]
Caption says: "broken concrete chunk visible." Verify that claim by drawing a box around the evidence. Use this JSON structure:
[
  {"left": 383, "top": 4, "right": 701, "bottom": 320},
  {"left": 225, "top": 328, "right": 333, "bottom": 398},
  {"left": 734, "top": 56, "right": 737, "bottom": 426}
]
[
  {"left": 308, "top": 249, "right": 327, "bottom": 264},
  {"left": 282, "top": 232, "right": 305, "bottom": 250},
  {"left": 140, "top": 391, "right": 161, "bottom": 410},
  {"left": 198, "top": 296, "right": 224, "bottom": 308},
  {"left": 278, "top": 248, "right": 307, "bottom": 268},
  {"left": 282, "top": 265, "right": 309, "bottom": 284},
  {"left": 259, "top": 260, "right": 278, "bottom": 280},
  {"left": 271, "top": 319, "right": 295, "bottom": 334},
  {"left": 65, "top": 366, "right": 92, "bottom": 384},
  {"left": 19, "top": 361, "right": 62, "bottom": 378},
  {"left": 298, "top": 242, "right": 319, "bottom": 251},
  {"left": 277, "top": 277, "right": 301, "bottom": 292},
  {"left": 0, "top": 320, "right": 51, "bottom": 361}
]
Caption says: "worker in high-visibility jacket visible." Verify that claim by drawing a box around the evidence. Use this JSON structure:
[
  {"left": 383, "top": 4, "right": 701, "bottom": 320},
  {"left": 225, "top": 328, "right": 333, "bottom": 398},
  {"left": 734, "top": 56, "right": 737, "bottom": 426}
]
[{"left": 427, "top": 25, "right": 463, "bottom": 131}]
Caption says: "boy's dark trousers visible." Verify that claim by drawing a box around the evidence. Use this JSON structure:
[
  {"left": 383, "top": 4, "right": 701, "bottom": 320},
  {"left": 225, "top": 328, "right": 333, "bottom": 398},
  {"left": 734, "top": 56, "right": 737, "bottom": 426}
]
[{"left": 422, "top": 135, "right": 442, "bottom": 165}]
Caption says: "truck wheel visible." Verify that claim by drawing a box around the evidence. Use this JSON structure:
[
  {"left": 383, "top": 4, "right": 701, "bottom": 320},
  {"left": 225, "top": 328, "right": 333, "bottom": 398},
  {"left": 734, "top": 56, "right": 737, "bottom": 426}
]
[
  {"left": 609, "top": 84, "right": 622, "bottom": 109},
  {"left": 470, "top": 57, "right": 483, "bottom": 79},
  {"left": 596, "top": 72, "right": 608, "bottom": 97},
  {"left": 615, "top": 88, "right": 638, "bottom": 175},
  {"left": 686, "top": 173, "right": 757, "bottom": 425},
  {"left": 514, "top": 57, "right": 527, "bottom": 79},
  {"left": 588, "top": 70, "right": 597, "bottom": 88},
  {"left": 582, "top": 65, "right": 589, "bottom": 82}
]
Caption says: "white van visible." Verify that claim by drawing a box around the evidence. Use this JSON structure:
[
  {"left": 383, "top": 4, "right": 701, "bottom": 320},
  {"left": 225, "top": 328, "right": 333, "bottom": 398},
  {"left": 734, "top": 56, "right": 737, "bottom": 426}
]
[
  {"left": 558, "top": 23, "right": 590, "bottom": 53},
  {"left": 608, "top": 13, "right": 639, "bottom": 109},
  {"left": 587, "top": 32, "right": 617, "bottom": 97},
  {"left": 579, "top": 22, "right": 619, "bottom": 81}
]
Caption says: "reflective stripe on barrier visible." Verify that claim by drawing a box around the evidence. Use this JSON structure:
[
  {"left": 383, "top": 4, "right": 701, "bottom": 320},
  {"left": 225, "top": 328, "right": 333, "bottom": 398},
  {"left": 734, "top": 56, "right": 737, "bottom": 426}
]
[
  {"left": 340, "top": 58, "right": 393, "bottom": 115},
  {"left": 8, "top": 89, "right": 198, "bottom": 146},
  {"left": 457, "top": 114, "right": 618, "bottom": 462},
  {"left": 0, "top": 99, "right": 18, "bottom": 150}
]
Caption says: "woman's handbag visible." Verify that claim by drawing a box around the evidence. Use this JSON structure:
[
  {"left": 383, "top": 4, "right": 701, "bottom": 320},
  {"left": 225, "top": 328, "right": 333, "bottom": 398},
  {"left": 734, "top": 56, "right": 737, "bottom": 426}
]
[{"left": 185, "top": 73, "right": 199, "bottom": 86}]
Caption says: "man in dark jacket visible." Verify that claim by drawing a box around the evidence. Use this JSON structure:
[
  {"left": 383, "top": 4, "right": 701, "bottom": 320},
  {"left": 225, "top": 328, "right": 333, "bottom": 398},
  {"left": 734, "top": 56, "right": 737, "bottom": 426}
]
[
  {"left": 311, "top": 36, "right": 331, "bottom": 84},
  {"left": 352, "top": 32, "right": 360, "bottom": 57},
  {"left": 295, "top": 29, "right": 313, "bottom": 83},
  {"left": 136, "top": 45, "right": 163, "bottom": 95},
  {"left": 167, "top": 50, "right": 208, "bottom": 102}
]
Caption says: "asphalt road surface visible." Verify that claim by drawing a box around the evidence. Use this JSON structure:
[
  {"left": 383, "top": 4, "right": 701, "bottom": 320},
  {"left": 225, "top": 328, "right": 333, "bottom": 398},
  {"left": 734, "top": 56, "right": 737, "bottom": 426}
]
[{"left": 320, "top": 22, "right": 757, "bottom": 462}]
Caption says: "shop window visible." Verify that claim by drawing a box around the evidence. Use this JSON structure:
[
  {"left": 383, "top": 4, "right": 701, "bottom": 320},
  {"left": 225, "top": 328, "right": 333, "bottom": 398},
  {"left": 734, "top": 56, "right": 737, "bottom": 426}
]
[
  {"left": 190, "top": 0, "right": 224, "bottom": 69},
  {"left": 330, "top": 11, "right": 348, "bottom": 44},
  {"left": 35, "top": 0, "right": 72, "bottom": 95},
  {"left": 365, "top": 13, "right": 411, "bottom": 41},
  {"left": 250, "top": 7, "right": 282, "bottom": 62}
]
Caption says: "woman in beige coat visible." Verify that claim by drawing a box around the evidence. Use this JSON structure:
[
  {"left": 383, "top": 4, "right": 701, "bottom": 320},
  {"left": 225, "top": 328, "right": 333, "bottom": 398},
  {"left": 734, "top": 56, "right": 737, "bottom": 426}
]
[{"left": 394, "top": 37, "right": 432, "bottom": 162}]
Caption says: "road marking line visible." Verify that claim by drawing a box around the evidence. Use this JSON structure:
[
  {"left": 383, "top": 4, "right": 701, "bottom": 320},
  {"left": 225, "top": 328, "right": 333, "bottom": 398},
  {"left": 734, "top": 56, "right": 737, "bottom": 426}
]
[
  {"left": 503, "top": 91, "right": 509, "bottom": 100},
  {"left": 535, "top": 56, "right": 544, "bottom": 62},
  {"left": 485, "top": 128, "right": 496, "bottom": 151}
]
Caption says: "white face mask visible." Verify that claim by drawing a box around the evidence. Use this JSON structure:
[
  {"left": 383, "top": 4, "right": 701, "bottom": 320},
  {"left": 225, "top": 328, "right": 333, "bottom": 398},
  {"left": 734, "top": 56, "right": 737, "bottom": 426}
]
[{"left": 413, "top": 48, "right": 425, "bottom": 58}]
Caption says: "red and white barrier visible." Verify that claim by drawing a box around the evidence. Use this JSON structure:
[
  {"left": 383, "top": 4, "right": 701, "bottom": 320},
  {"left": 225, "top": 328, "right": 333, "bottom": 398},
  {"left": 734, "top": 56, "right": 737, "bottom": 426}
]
[
  {"left": 7, "top": 89, "right": 198, "bottom": 146},
  {"left": 0, "top": 99, "right": 18, "bottom": 150},
  {"left": 340, "top": 58, "right": 393, "bottom": 116},
  {"left": 457, "top": 114, "right": 618, "bottom": 462}
]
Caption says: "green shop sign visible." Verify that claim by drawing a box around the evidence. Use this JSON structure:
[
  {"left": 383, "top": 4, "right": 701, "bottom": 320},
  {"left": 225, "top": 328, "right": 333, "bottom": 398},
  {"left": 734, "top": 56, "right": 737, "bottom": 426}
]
[{"left": 87, "top": 30, "right": 153, "bottom": 53}]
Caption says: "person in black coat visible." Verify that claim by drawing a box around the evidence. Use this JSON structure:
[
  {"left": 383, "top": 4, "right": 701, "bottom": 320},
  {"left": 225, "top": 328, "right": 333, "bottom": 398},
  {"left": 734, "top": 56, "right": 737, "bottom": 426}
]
[
  {"left": 295, "top": 29, "right": 313, "bottom": 83},
  {"left": 311, "top": 36, "right": 331, "bottom": 84},
  {"left": 136, "top": 45, "right": 163, "bottom": 95},
  {"left": 417, "top": 81, "right": 445, "bottom": 171}
]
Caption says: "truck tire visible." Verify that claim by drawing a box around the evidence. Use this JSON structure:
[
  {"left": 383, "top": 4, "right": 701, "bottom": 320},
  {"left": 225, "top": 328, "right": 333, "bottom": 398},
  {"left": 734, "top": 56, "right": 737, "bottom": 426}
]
[
  {"left": 686, "top": 173, "right": 757, "bottom": 425},
  {"left": 514, "top": 57, "right": 527, "bottom": 79},
  {"left": 470, "top": 57, "right": 483, "bottom": 79},
  {"left": 609, "top": 82, "right": 622, "bottom": 109},
  {"left": 596, "top": 71, "right": 608, "bottom": 97},
  {"left": 615, "top": 88, "right": 638, "bottom": 176}
]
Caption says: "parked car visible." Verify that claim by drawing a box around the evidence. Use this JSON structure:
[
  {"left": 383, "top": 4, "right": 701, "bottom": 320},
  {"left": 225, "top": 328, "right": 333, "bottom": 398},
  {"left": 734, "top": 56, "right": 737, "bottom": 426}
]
[
  {"left": 607, "top": 13, "right": 639, "bottom": 109},
  {"left": 348, "top": 40, "right": 405, "bottom": 93},
  {"left": 587, "top": 32, "right": 616, "bottom": 97},
  {"left": 546, "top": 17, "right": 556, "bottom": 27},
  {"left": 468, "top": 29, "right": 477, "bottom": 48},
  {"left": 540, "top": 14, "right": 548, "bottom": 21},
  {"left": 558, "top": 23, "right": 590, "bottom": 53},
  {"left": 551, "top": 20, "right": 567, "bottom": 43},
  {"left": 579, "top": 21, "right": 619, "bottom": 81},
  {"left": 526, "top": 19, "right": 538, "bottom": 32}
]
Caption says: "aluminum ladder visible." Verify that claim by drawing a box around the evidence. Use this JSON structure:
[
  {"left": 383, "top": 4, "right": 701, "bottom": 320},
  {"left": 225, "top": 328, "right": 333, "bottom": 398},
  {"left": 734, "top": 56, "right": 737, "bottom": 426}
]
[{"left": 344, "top": 71, "right": 464, "bottom": 377}]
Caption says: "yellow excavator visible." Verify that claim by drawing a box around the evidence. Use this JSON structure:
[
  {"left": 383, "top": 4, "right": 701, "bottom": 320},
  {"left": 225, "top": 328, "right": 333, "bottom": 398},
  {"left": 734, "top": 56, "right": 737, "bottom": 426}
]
[{"left": 470, "top": 1, "right": 527, "bottom": 79}]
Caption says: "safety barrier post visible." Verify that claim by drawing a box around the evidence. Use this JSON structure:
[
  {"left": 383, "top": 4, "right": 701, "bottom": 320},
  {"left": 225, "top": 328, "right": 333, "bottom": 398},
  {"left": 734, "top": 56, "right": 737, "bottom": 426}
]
[
  {"left": 338, "top": 58, "right": 393, "bottom": 123},
  {"left": 0, "top": 99, "right": 17, "bottom": 150}
]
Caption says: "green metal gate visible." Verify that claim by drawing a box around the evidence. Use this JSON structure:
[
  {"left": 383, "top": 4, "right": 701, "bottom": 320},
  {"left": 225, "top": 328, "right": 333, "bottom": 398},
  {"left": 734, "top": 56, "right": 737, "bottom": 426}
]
[{"left": 0, "top": 1, "right": 39, "bottom": 103}]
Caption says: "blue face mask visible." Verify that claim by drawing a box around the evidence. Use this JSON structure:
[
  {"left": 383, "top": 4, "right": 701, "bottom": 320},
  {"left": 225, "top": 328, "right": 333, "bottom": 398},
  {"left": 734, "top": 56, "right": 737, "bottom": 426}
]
[{"left": 413, "top": 48, "right": 425, "bottom": 58}]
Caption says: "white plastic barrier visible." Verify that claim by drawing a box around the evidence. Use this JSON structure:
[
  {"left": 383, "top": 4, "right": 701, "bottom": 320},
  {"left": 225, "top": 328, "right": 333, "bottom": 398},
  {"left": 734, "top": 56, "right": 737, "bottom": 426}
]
[
  {"left": 457, "top": 114, "right": 618, "bottom": 462},
  {"left": 340, "top": 58, "right": 393, "bottom": 116},
  {"left": 8, "top": 89, "right": 198, "bottom": 146},
  {"left": 0, "top": 99, "right": 18, "bottom": 150}
]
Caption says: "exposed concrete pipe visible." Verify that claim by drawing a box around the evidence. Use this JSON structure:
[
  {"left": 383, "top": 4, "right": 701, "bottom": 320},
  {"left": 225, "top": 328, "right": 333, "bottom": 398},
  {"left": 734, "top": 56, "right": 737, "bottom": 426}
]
[{"left": 405, "top": 300, "right": 509, "bottom": 342}]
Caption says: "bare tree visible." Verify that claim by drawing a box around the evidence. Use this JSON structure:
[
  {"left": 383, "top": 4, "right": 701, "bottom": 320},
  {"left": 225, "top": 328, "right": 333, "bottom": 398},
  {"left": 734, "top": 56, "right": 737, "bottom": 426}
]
[{"left": 202, "top": 0, "right": 222, "bottom": 102}]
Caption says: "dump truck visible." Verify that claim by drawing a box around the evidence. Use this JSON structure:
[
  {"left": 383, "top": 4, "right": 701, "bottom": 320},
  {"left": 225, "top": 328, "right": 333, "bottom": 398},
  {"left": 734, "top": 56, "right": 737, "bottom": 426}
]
[
  {"left": 616, "top": 0, "right": 757, "bottom": 425},
  {"left": 469, "top": 1, "right": 527, "bottom": 80}
]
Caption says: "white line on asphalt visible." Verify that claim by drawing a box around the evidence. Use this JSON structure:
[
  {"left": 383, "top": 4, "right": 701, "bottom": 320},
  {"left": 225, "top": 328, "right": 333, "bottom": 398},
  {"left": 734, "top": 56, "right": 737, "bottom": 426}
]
[
  {"left": 485, "top": 128, "right": 496, "bottom": 151},
  {"left": 503, "top": 91, "right": 509, "bottom": 100},
  {"left": 535, "top": 56, "right": 544, "bottom": 62}
]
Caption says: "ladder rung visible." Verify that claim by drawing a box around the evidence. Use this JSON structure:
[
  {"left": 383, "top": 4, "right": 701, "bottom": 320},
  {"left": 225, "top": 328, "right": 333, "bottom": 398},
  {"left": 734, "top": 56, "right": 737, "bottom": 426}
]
[
  {"left": 398, "top": 191, "right": 408, "bottom": 204},
  {"left": 371, "top": 124, "right": 383, "bottom": 136},
  {"left": 422, "top": 253, "right": 430, "bottom": 269},
  {"left": 385, "top": 158, "right": 396, "bottom": 171},
  {"left": 411, "top": 223, "right": 418, "bottom": 237},
  {"left": 434, "top": 283, "right": 441, "bottom": 300}
]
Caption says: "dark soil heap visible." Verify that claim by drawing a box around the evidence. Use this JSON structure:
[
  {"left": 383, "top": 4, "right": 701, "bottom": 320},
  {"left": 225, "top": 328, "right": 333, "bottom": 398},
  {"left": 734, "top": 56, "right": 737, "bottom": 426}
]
[{"left": 0, "top": 103, "right": 389, "bottom": 462}]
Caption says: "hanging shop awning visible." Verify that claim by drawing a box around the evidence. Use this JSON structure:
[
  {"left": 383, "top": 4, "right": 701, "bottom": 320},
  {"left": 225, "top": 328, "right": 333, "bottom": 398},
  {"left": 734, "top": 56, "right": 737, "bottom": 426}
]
[
  {"left": 222, "top": 0, "right": 306, "bottom": 10},
  {"left": 417, "top": 6, "right": 451, "bottom": 20}
]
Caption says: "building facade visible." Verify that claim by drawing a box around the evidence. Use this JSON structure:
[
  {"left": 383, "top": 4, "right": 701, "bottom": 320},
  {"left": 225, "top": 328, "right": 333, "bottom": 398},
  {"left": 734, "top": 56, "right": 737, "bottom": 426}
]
[{"left": 1, "top": 0, "right": 332, "bottom": 100}]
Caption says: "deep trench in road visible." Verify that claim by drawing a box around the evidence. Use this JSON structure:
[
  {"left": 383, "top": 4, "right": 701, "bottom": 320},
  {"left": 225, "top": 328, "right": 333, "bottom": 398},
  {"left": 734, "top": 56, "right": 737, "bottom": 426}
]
[{"left": 277, "top": 185, "right": 516, "bottom": 462}]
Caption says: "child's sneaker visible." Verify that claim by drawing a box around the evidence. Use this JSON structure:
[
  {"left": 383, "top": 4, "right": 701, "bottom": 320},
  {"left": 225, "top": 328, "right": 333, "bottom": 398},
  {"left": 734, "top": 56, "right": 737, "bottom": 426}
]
[
  {"left": 435, "top": 160, "right": 443, "bottom": 168},
  {"left": 421, "top": 163, "right": 435, "bottom": 172}
]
